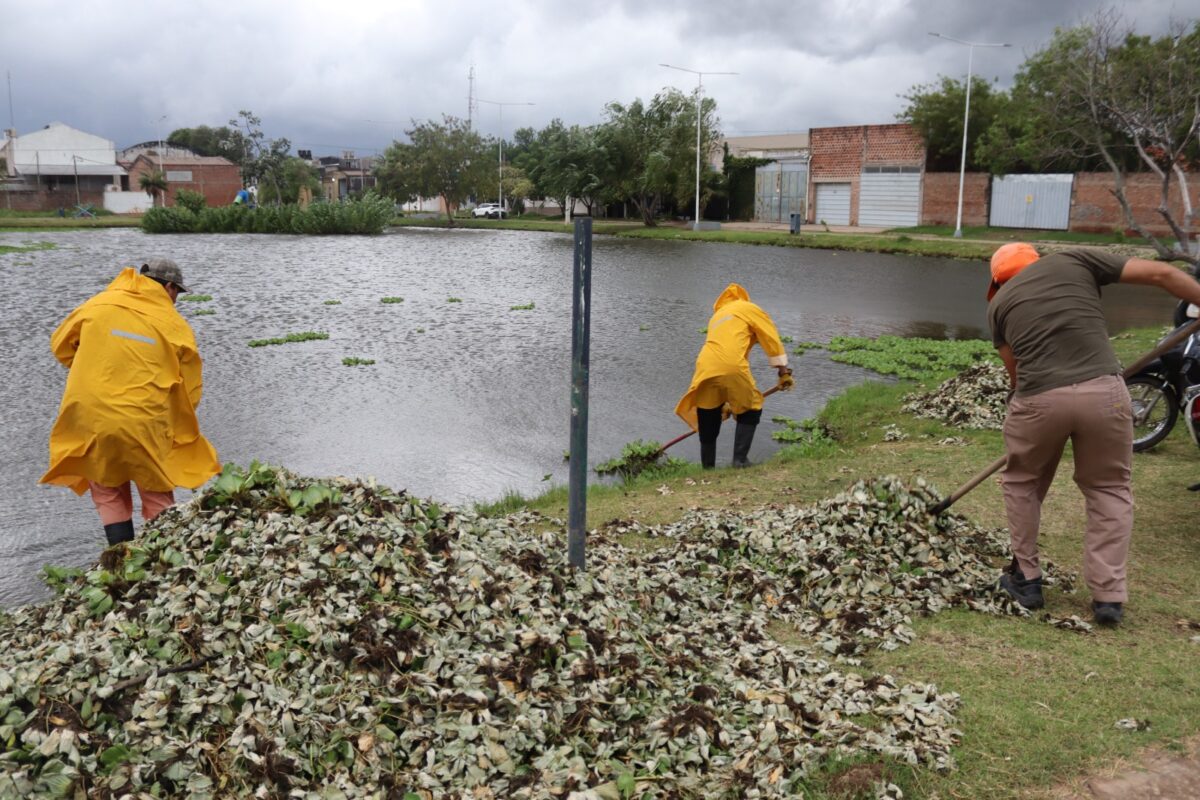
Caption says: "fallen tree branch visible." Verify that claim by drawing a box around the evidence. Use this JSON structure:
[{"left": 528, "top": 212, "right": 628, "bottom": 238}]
[{"left": 109, "top": 654, "right": 218, "bottom": 694}]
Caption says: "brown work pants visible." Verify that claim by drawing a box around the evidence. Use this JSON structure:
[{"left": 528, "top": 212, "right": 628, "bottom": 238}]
[
  {"left": 1001, "top": 374, "right": 1133, "bottom": 602},
  {"left": 88, "top": 481, "right": 175, "bottom": 526}
]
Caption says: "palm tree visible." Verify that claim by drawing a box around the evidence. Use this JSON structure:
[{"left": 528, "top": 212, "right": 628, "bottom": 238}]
[{"left": 139, "top": 170, "right": 168, "bottom": 207}]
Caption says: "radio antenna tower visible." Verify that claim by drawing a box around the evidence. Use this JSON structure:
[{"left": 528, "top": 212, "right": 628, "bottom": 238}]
[{"left": 467, "top": 64, "right": 477, "bottom": 129}]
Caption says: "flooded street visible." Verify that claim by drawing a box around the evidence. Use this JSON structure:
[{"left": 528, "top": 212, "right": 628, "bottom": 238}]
[{"left": 0, "top": 227, "right": 1175, "bottom": 605}]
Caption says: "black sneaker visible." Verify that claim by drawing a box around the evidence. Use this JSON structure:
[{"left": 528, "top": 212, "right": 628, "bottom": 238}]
[
  {"left": 999, "top": 568, "right": 1044, "bottom": 609},
  {"left": 1092, "top": 601, "right": 1123, "bottom": 626}
]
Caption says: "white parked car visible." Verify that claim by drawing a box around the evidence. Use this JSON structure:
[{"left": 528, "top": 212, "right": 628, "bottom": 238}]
[{"left": 472, "top": 203, "right": 507, "bottom": 219}]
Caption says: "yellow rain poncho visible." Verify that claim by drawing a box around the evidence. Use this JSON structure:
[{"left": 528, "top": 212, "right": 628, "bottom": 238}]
[
  {"left": 40, "top": 268, "right": 220, "bottom": 494},
  {"left": 675, "top": 283, "right": 788, "bottom": 431}
]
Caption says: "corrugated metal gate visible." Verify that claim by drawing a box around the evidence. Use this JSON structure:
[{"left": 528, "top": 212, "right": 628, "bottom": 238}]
[
  {"left": 859, "top": 167, "right": 922, "bottom": 227},
  {"left": 814, "top": 182, "right": 851, "bottom": 226},
  {"left": 754, "top": 161, "right": 807, "bottom": 223},
  {"left": 990, "top": 174, "right": 1074, "bottom": 230}
]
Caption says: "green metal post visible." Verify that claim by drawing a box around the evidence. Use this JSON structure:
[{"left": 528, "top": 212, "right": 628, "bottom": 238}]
[{"left": 568, "top": 217, "right": 592, "bottom": 569}]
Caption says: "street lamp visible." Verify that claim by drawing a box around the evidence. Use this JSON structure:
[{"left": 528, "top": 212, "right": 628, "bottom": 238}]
[
  {"left": 928, "top": 33, "right": 1010, "bottom": 238},
  {"left": 660, "top": 63, "right": 737, "bottom": 231},
  {"left": 477, "top": 98, "right": 534, "bottom": 216}
]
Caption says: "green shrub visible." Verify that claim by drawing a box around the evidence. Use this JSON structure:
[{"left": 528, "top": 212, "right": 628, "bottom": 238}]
[
  {"left": 174, "top": 189, "right": 207, "bottom": 214},
  {"left": 143, "top": 194, "right": 393, "bottom": 235},
  {"left": 142, "top": 207, "right": 197, "bottom": 233}
]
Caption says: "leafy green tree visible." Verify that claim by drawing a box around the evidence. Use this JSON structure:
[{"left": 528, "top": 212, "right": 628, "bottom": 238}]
[
  {"left": 375, "top": 116, "right": 492, "bottom": 224},
  {"left": 514, "top": 119, "right": 572, "bottom": 216},
  {"left": 995, "top": 13, "right": 1200, "bottom": 265},
  {"left": 229, "top": 110, "right": 292, "bottom": 206},
  {"left": 256, "top": 157, "right": 321, "bottom": 205},
  {"left": 597, "top": 88, "right": 720, "bottom": 226},
  {"left": 898, "top": 74, "right": 1007, "bottom": 172},
  {"left": 167, "top": 125, "right": 250, "bottom": 163}
]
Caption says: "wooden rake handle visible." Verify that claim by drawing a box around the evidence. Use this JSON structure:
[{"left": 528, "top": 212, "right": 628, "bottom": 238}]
[
  {"left": 656, "top": 381, "right": 788, "bottom": 458},
  {"left": 930, "top": 317, "right": 1200, "bottom": 515}
]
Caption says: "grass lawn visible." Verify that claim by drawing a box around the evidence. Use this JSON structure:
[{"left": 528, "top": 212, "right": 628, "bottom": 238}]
[
  {"left": 0, "top": 215, "right": 140, "bottom": 230},
  {"left": 392, "top": 216, "right": 996, "bottom": 260},
  {"left": 888, "top": 225, "right": 1135, "bottom": 246},
  {"left": 483, "top": 327, "right": 1199, "bottom": 799}
]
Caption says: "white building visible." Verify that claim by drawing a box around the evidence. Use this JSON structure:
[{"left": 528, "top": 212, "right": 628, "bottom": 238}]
[{"left": 3, "top": 122, "right": 125, "bottom": 187}]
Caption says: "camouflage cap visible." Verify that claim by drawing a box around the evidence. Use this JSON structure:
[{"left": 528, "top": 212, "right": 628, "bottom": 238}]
[{"left": 140, "top": 258, "right": 190, "bottom": 292}]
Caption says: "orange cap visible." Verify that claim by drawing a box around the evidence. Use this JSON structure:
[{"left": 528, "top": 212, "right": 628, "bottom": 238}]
[{"left": 987, "top": 242, "right": 1040, "bottom": 301}]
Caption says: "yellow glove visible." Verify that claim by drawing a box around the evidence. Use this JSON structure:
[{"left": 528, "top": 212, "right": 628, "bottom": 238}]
[{"left": 778, "top": 369, "right": 795, "bottom": 392}]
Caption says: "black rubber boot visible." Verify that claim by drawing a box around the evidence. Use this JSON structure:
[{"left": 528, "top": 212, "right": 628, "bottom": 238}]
[
  {"left": 732, "top": 422, "right": 757, "bottom": 468},
  {"left": 104, "top": 519, "right": 135, "bottom": 547},
  {"left": 697, "top": 407, "right": 722, "bottom": 469}
]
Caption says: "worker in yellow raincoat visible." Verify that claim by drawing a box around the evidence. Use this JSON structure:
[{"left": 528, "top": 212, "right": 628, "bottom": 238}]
[
  {"left": 40, "top": 259, "right": 220, "bottom": 546},
  {"left": 675, "top": 283, "right": 793, "bottom": 468}
]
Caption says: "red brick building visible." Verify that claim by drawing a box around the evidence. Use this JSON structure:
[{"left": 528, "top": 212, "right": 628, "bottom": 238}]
[
  {"left": 808, "top": 124, "right": 925, "bottom": 226},
  {"left": 123, "top": 154, "right": 242, "bottom": 208}
]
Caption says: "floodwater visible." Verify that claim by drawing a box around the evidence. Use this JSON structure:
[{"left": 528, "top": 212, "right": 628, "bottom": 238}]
[{"left": 0, "top": 228, "right": 1175, "bottom": 606}]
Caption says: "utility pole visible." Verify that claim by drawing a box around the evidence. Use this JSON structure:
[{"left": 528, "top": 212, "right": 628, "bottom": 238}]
[
  {"left": 477, "top": 98, "right": 534, "bottom": 214},
  {"left": 660, "top": 63, "right": 737, "bottom": 231}
]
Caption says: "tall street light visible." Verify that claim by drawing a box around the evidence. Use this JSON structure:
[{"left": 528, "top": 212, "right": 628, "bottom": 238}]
[
  {"left": 660, "top": 63, "right": 737, "bottom": 231},
  {"left": 928, "top": 33, "right": 1009, "bottom": 238},
  {"left": 477, "top": 98, "right": 534, "bottom": 215}
]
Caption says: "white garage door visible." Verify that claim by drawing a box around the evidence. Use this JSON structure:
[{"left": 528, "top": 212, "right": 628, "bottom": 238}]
[
  {"left": 815, "top": 182, "right": 850, "bottom": 226},
  {"left": 859, "top": 169, "right": 921, "bottom": 228}
]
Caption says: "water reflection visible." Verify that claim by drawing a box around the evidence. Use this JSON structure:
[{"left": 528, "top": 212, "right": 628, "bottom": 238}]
[{"left": 0, "top": 229, "right": 1177, "bottom": 605}]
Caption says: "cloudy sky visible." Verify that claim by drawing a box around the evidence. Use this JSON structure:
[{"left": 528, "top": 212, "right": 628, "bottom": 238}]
[{"left": 2, "top": 0, "right": 1195, "bottom": 157}]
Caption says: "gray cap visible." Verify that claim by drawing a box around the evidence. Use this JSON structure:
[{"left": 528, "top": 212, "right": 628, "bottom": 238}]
[{"left": 140, "top": 258, "right": 189, "bottom": 292}]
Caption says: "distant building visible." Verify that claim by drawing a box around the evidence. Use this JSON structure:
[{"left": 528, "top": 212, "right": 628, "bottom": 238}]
[
  {"left": 123, "top": 154, "right": 243, "bottom": 208},
  {"left": 1, "top": 122, "right": 126, "bottom": 211},
  {"left": 118, "top": 142, "right": 199, "bottom": 162},
  {"left": 318, "top": 151, "right": 379, "bottom": 200}
]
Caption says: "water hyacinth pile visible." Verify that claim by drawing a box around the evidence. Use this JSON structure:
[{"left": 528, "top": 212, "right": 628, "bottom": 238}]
[
  {"left": 0, "top": 469, "right": 1065, "bottom": 798},
  {"left": 593, "top": 439, "right": 687, "bottom": 478},
  {"left": 902, "top": 363, "right": 1010, "bottom": 430}
]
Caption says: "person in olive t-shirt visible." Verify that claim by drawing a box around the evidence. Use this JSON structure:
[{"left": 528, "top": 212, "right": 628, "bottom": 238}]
[{"left": 987, "top": 244, "right": 1200, "bottom": 626}]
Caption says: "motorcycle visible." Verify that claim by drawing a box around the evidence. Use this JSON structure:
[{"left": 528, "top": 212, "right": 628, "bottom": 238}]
[{"left": 1127, "top": 301, "right": 1200, "bottom": 452}]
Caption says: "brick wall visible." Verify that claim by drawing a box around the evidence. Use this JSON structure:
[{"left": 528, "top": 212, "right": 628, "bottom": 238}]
[
  {"left": 1071, "top": 172, "right": 1193, "bottom": 236},
  {"left": 922, "top": 172, "right": 990, "bottom": 227},
  {"left": 863, "top": 124, "right": 925, "bottom": 165},
  {"left": 809, "top": 123, "right": 925, "bottom": 224},
  {"left": 809, "top": 125, "right": 864, "bottom": 224},
  {"left": 127, "top": 160, "right": 243, "bottom": 208},
  {"left": 1, "top": 186, "right": 108, "bottom": 212}
]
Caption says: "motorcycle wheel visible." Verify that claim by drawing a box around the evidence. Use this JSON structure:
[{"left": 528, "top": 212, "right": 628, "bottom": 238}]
[{"left": 1126, "top": 376, "right": 1178, "bottom": 452}]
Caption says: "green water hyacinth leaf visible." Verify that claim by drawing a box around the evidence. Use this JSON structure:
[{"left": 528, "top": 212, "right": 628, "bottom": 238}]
[
  {"left": 247, "top": 331, "right": 329, "bottom": 348},
  {"left": 380, "top": 296, "right": 404, "bottom": 304},
  {"left": 323, "top": 299, "right": 341, "bottom": 305},
  {"left": 341, "top": 357, "right": 375, "bottom": 366},
  {"left": 179, "top": 294, "right": 212, "bottom": 302}
]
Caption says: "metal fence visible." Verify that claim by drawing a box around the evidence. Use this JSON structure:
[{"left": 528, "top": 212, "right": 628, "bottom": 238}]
[
  {"left": 989, "top": 174, "right": 1074, "bottom": 230},
  {"left": 754, "top": 161, "right": 807, "bottom": 223}
]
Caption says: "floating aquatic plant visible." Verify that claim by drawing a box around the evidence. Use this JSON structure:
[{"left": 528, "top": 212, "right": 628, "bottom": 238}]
[
  {"left": 247, "top": 331, "right": 329, "bottom": 348},
  {"left": 191, "top": 309, "right": 215, "bottom": 316},
  {"left": 447, "top": 297, "right": 462, "bottom": 303},
  {"left": 179, "top": 294, "right": 213, "bottom": 303},
  {"left": 323, "top": 299, "right": 341, "bottom": 305},
  {"left": 0, "top": 241, "right": 55, "bottom": 255},
  {"left": 792, "top": 341, "right": 822, "bottom": 354},
  {"left": 415, "top": 327, "right": 425, "bottom": 333},
  {"left": 510, "top": 302, "right": 535, "bottom": 311},
  {"left": 781, "top": 335, "right": 794, "bottom": 343},
  {"left": 825, "top": 336, "right": 995, "bottom": 381},
  {"left": 380, "top": 296, "right": 404, "bottom": 304},
  {"left": 341, "top": 356, "right": 376, "bottom": 366}
]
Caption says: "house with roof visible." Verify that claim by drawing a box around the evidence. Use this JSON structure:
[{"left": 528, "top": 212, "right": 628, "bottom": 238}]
[
  {"left": 123, "top": 153, "right": 242, "bottom": 208},
  {"left": 1, "top": 122, "right": 126, "bottom": 211}
]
